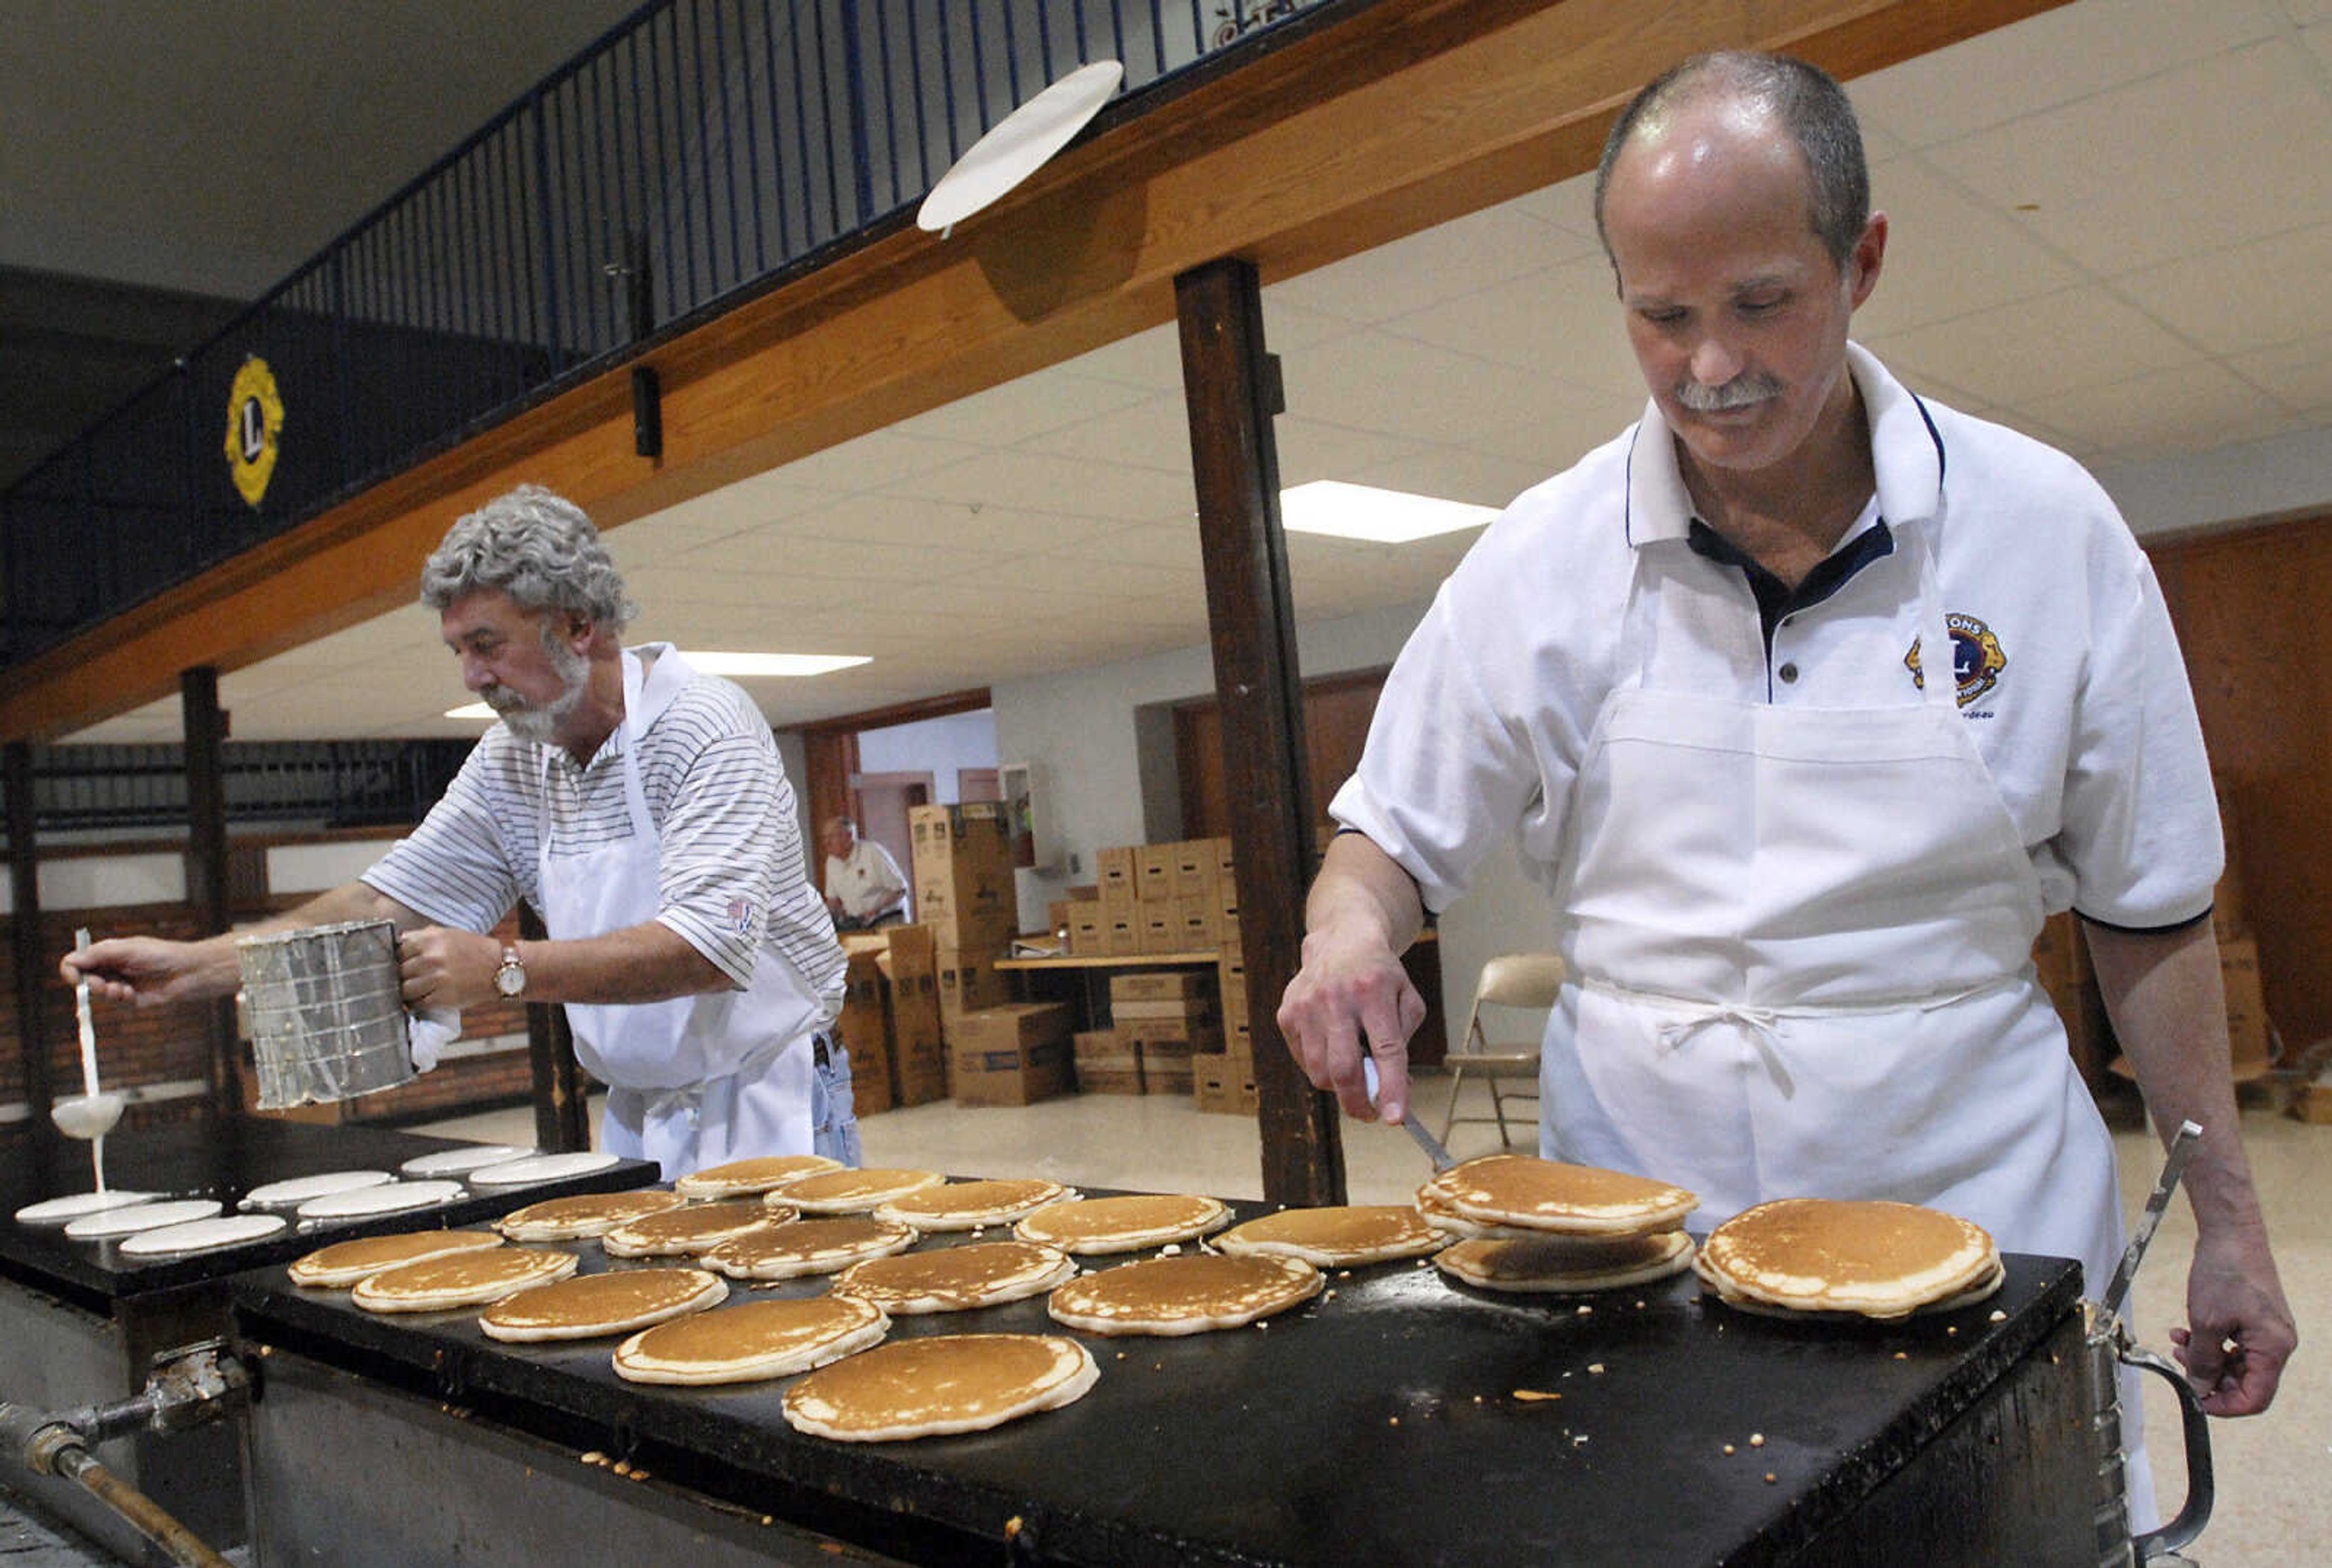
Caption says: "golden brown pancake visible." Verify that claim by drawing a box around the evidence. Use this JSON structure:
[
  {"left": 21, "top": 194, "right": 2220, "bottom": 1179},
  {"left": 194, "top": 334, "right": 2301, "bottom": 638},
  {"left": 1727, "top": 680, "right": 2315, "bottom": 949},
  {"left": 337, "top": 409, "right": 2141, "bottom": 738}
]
[
  {"left": 1419, "top": 1154, "right": 1699, "bottom": 1237},
  {"left": 782, "top": 1334, "right": 1098, "bottom": 1442},
  {"left": 602, "top": 1200, "right": 785, "bottom": 1258},
  {"left": 1694, "top": 1198, "right": 2002, "bottom": 1320},
  {"left": 1436, "top": 1230, "right": 1696, "bottom": 1294},
  {"left": 288, "top": 1230, "right": 503, "bottom": 1287},
  {"left": 831, "top": 1241, "right": 1076, "bottom": 1313},
  {"left": 496, "top": 1190, "right": 685, "bottom": 1241},
  {"left": 672, "top": 1154, "right": 842, "bottom": 1200},
  {"left": 613, "top": 1296, "right": 890, "bottom": 1385},
  {"left": 1011, "top": 1193, "right": 1229, "bottom": 1255},
  {"left": 1413, "top": 1185, "right": 1539, "bottom": 1241},
  {"left": 1215, "top": 1205, "right": 1447, "bottom": 1267},
  {"left": 779, "top": 1167, "right": 947, "bottom": 1214},
  {"left": 700, "top": 1216, "right": 918, "bottom": 1281},
  {"left": 352, "top": 1247, "right": 578, "bottom": 1313},
  {"left": 1046, "top": 1252, "right": 1321, "bottom": 1336},
  {"left": 873, "top": 1178, "right": 1076, "bottom": 1232},
  {"left": 480, "top": 1267, "right": 728, "bottom": 1341}
]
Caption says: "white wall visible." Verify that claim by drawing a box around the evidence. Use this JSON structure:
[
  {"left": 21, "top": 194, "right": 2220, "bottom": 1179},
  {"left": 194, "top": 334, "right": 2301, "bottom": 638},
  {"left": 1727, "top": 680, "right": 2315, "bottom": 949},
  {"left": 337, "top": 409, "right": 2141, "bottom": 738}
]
[
  {"left": 990, "top": 598, "right": 1564, "bottom": 1034},
  {"left": 856, "top": 709, "right": 998, "bottom": 805}
]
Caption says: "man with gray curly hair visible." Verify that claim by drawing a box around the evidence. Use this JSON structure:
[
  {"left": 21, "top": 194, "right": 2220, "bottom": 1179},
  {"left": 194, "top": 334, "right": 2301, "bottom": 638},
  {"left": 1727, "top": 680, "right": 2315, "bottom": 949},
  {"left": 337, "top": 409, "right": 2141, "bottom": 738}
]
[{"left": 66, "top": 484, "right": 857, "bottom": 1176}]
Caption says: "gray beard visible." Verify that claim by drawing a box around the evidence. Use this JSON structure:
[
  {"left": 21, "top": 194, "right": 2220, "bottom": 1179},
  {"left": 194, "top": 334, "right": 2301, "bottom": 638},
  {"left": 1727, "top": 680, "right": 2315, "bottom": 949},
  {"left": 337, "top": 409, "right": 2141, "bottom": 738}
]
[{"left": 490, "top": 638, "right": 590, "bottom": 743}]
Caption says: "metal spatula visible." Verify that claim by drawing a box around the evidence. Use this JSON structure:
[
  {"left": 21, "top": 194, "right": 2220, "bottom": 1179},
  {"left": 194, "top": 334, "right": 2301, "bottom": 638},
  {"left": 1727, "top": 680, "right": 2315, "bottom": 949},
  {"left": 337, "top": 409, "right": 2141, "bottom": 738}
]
[{"left": 1362, "top": 1054, "right": 1455, "bottom": 1171}]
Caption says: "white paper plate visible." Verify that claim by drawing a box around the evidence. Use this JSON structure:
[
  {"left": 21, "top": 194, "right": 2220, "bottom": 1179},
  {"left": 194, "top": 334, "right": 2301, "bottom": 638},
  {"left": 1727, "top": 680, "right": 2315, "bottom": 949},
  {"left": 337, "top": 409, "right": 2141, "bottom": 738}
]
[
  {"left": 118, "top": 1213, "right": 288, "bottom": 1257},
  {"left": 15, "top": 1191, "right": 159, "bottom": 1226},
  {"left": 66, "top": 1199, "right": 223, "bottom": 1239},
  {"left": 296, "top": 1180, "right": 466, "bottom": 1221},
  {"left": 465, "top": 1151, "right": 619, "bottom": 1188},
  {"left": 240, "top": 1170, "right": 395, "bottom": 1209},
  {"left": 917, "top": 59, "right": 1123, "bottom": 233},
  {"left": 400, "top": 1145, "right": 529, "bottom": 1178}
]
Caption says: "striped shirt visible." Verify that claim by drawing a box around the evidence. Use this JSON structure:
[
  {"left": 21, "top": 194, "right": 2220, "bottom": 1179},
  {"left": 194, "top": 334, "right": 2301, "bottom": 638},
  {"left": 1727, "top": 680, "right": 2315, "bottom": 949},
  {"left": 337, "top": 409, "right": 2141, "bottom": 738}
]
[{"left": 364, "top": 646, "right": 845, "bottom": 1022}]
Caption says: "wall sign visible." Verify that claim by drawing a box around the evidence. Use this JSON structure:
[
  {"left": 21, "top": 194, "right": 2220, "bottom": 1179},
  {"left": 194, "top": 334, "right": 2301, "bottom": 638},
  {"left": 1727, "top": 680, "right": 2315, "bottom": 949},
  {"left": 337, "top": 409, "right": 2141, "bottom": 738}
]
[{"left": 225, "top": 356, "right": 284, "bottom": 508}]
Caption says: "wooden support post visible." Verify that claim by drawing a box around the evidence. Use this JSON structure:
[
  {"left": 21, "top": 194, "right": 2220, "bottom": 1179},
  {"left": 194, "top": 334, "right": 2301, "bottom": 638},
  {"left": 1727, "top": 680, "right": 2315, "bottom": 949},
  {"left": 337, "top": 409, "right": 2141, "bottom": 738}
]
[
  {"left": 5, "top": 741, "right": 58, "bottom": 1159},
  {"left": 181, "top": 668, "right": 243, "bottom": 1118},
  {"left": 520, "top": 903, "right": 591, "bottom": 1152},
  {"left": 1176, "top": 256, "right": 1345, "bottom": 1207}
]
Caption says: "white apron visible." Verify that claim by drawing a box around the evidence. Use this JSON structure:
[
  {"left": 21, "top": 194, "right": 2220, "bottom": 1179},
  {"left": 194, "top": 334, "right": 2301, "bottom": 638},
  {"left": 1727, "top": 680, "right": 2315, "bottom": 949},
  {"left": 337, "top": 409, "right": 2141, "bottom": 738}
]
[
  {"left": 537, "top": 651, "right": 819, "bottom": 1179},
  {"left": 1540, "top": 517, "right": 2153, "bottom": 1525}
]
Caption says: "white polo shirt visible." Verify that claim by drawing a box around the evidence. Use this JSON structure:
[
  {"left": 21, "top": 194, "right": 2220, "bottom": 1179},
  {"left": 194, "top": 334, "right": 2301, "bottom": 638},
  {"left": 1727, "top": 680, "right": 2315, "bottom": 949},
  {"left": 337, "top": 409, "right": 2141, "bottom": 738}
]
[
  {"left": 1331, "top": 344, "right": 2221, "bottom": 933},
  {"left": 823, "top": 837, "right": 907, "bottom": 920}
]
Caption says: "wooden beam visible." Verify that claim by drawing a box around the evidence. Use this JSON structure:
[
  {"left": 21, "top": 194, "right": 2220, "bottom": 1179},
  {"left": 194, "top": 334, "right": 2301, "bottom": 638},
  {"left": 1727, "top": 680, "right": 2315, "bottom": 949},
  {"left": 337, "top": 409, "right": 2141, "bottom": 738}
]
[
  {"left": 5, "top": 741, "right": 58, "bottom": 1161},
  {"left": 0, "top": 0, "right": 2070, "bottom": 742},
  {"left": 181, "top": 668, "right": 243, "bottom": 1119}
]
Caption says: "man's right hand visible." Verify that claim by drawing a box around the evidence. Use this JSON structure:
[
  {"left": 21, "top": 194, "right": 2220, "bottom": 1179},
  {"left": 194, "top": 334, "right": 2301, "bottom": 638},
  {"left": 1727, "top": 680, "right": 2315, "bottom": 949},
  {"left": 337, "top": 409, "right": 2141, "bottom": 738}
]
[
  {"left": 63, "top": 936, "right": 232, "bottom": 1007},
  {"left": 1278, "top": 925, "right": 1427, "bottom": 1125}
]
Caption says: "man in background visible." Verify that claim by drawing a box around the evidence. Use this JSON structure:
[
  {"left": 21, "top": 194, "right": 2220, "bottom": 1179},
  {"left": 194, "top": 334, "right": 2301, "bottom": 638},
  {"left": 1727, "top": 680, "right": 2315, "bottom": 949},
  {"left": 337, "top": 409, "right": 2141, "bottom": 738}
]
[{"left": 821, "top": 815, "right": 909, "bottom": 932}]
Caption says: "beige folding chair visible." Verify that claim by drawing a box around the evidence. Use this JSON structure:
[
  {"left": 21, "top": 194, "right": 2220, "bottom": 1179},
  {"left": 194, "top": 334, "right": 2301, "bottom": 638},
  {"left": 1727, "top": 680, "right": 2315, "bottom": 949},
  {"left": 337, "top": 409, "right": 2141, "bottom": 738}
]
[{"left": 1440, "top": 953, "right": 1565, "bottom": 1149}]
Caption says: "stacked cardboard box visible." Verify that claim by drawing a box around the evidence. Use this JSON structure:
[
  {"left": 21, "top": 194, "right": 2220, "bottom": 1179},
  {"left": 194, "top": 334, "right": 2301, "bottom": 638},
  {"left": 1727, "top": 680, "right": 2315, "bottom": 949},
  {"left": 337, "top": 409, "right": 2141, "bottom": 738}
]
[
  {"left": 834, "top": 937, "right": 898, "bottom": 1116},
  {"left": 1073, "top": 1028, "right": 1143, "bottom": 1094},
  {"left": 910, "top": 803, "right": 1019, "bottom": 960},
  {"left": 1198, "top": 933, "right": 1260, "bottom": 1116},
  {"left": 1111, "top": 972, "right": 1218, "bottom": 1096},
  {"left": 880, "top": 924, "right": 947, "bottom": 1106},
  {"left": 950, "top": 1002, "right": 1074, "bottom": 1107},
  {"left": 1075, "top": 836, "right": 1235, "bottom": 956}
]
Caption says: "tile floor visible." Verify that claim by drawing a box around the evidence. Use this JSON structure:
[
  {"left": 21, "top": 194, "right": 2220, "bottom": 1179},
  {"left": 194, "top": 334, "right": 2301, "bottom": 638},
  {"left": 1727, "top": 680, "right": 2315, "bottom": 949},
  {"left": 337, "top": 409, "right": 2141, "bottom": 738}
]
[{"left": 415, "top": 1076, "right": 2328, "bottom": 1566}]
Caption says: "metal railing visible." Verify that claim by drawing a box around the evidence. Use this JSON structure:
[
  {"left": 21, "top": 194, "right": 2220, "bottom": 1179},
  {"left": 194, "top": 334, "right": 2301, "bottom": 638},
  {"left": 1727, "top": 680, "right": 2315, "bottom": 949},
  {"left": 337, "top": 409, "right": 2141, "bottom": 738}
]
[
  {"left": 1, "top": 0, "right": 1331, "bottom": 672},
  {"left": 6, "top": 740, "right": 476, "bottom": 837}
]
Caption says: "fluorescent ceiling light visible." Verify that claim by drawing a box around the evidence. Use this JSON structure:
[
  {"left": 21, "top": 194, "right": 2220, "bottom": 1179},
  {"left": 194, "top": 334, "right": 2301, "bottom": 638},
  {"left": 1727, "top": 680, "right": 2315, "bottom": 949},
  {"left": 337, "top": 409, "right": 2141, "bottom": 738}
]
[
  {"left": 444, "top": 651, "right": 870, "bottom": 718},
  {"left": 1278, "top": 480, "right": 1498, "bottom": 544}
]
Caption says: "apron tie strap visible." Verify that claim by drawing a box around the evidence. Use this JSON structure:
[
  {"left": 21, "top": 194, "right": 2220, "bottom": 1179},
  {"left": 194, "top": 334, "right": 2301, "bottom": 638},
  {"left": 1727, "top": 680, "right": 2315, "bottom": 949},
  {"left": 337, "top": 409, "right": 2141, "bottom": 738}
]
[{"left": 1654, "top": 1003, "right": 1794, "bottom": 1096}]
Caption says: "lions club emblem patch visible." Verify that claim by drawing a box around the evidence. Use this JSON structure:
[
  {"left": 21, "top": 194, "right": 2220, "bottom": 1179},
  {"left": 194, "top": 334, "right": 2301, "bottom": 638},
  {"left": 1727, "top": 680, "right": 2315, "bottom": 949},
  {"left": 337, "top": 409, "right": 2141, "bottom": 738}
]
[{"left": 1904, "top": 613, "right": 2008, "bottom": 709}]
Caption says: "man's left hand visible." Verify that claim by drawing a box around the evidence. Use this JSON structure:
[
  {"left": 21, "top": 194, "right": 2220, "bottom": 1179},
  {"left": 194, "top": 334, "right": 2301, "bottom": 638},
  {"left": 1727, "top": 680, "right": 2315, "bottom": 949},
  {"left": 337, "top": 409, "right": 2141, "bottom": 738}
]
[
  {"left": 396, "top": 925, "right": 503, "bottom": 1012},
  {"left": 2170, "top": 1222, "right": 2296, "bottom": 1417}
]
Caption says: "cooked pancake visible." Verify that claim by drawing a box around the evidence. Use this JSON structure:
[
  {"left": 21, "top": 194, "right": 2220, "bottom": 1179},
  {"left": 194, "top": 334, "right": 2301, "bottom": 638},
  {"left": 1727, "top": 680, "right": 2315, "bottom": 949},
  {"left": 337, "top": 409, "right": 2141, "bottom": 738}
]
[
  {"left": 873, "top": 1178, "right": 1076, "bottom": 1232},
  {"left": 296, "top": 1179, "right": 465, "bottom": 1221},
  {"left": 65, "top": 1198, "right": 222, "bottom": 1240},
  {"left": 673, "top": 1154, "right": 843, "bottom": 1200},
  {"left": 1694, "top": 1198, "right": 2003, "bottom": 1320},
  {"left": 1419, "top": 1154, "right": 1698, "bottom": 1237},
  {"left": 614, "top": 1296, "right": 890, "bottom": 1385},
  {"left": 1413, "top": 1185, "right": 1540, "bottom": 1241},
  {"left": 480, "top": 1266, "right": 728, "bottom": 1342},
  {"left": 701, "top": 1216, "right": 918, "bottom": 1281},
  {"left": 1011, "top": 1193, "right": 1229, "bottom": 1255},
  {"left": 1436, "top": 1230, "right": 1696, "bottom": 1294},
  {"left": 288, "top": 1230, "right": 504, "bottom": 1287},
  {"left": 1215, "top": 1205, "right": 1448, "bottom": 1267},
  {"left": 118, "top": 1213, "right": 287, "bottom": 1257},
  {"left": 353, "top": 1247, "right": 578, "bottom": 1313},
  {"left": 496, "top": 1190, "right": 685, "bottom": 1241},
  {"left": 602, "top": 1200, "right": 782, "bottom": 1258},
  {"left": 779, "top": 1167, "right": 946, "bottom": 1214},
  {"left": 1046, "top": 1252, "right": 1321, "bottom": 1336},
  {"left": 239, "top": 1170, "right": 394, "bottom": 1209},
  {"left": 782, "top": 1334, "right": 1098, "bottom": 1442},
  {"left": 832, "top": 1241, "right": 1076, "bottom": 1313}
]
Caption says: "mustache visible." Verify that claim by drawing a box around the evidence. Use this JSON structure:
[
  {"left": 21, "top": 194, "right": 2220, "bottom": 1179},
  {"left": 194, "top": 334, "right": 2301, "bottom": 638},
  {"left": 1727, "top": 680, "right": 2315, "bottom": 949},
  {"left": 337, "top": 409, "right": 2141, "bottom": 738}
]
[{"left": 1673, "top": 372, "right": 1782, "bottom": 412}]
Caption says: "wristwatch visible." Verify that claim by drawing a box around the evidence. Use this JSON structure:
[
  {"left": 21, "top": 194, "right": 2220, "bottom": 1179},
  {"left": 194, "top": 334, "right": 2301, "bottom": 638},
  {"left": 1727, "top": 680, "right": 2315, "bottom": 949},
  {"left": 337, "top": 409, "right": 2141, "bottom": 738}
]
[{"left": 493, "top": 944, "right": 528, "bottom": 998}]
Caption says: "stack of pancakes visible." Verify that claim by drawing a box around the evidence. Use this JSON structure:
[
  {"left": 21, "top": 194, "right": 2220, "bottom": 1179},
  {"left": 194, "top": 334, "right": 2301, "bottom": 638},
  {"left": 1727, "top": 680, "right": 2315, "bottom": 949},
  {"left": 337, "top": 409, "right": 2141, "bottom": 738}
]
[
  {"left": 1421, "top": 1154, "right": 1700, "bottom": 1294},
  {"left": 1693, "top": 1198, "right": 2003, "bottom": 1320}
]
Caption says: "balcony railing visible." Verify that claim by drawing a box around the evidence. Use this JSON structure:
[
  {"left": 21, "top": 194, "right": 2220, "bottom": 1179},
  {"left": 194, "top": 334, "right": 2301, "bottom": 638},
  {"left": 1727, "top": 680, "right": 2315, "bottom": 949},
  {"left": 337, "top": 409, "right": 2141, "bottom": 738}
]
[{"left": 1, "top": 0, "right": 1327, "bottom": 672}]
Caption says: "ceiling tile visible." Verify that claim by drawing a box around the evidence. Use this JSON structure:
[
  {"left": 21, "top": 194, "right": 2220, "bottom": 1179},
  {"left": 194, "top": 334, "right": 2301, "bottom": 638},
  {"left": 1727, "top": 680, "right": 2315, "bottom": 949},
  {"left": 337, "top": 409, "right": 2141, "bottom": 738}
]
[
  {"left": 1285, "top": 330, "right": 1575, "bottom": 445},
  {"left": 2290, "top": 1, "right": 2332, "bottom": 26},
  {"left": 895, "top": 371, "right": 1151, "bottom": 446},
  {"left": 2113, "top": 220, "right": 2332, "bottom": 355},
  {"left": 1377, "top": 257, "right": 1640, "bottom": 392},
  {"left": 763, "top": 428, "right": 990, "bottom": 496},
  {"left": 1266, "top": 204, "right": 1580, "bottom": 325},
  {"left": 670, "top": 531, "right": 984, "bottom": 584},
  {"left": 1850, "top": 0, "right": 2285, "bottom": 147},
  {"left": 2228, "top": 333, "right": 2332, "bottom": 414},
  {"left": 1853, "top": 156, "right": 2090, "bottom": 336},
  {"left": 1054, "top": 322, "right": 1185, "bottom": 390},
  {"left": 781, "top": 493, "right": 1125, "bottom": 554},
  {"left": 624, "top": 562, "right": 874, "bottom": 612},
  {"left": 1018, "top": 393, "right": 1195, "bottom": 472},
  {"left": 1272, "top": 417, "right": 1430, "bottom": 488},
  {"left": 884, "top": 449, "right": 1196, "bottom": 522},
  {"left": 1470, "top": 394, "right": 1644, "bottom": 469},
  {"left": 1928, "top": 41, "right": 2332, "bottom": 274},
  {"left": 1865, "top": 286, "right": 2197, "bottom": 405},
  {"left": 1343, "top": 446, "right": 1549, "bottom": 512},
  {"left": 1063, "top": 523, "right": 1205, "bottom": 571},
  {"left": 2020, "top": 362, "right": 2302, "bottom": 457},
  {"left": 1496, "top": 171, "right": 1600, "bottom": 244}
]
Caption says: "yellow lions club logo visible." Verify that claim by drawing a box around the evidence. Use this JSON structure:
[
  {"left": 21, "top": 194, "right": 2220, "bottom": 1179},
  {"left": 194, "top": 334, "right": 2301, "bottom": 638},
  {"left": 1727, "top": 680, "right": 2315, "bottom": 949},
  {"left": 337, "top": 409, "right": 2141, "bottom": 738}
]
[
  {"left": 224, "top": 356, "right": 285, "bottom": 508},
  {"left": 1904, "top": 613, "right": 2008, "bottom": 709}
]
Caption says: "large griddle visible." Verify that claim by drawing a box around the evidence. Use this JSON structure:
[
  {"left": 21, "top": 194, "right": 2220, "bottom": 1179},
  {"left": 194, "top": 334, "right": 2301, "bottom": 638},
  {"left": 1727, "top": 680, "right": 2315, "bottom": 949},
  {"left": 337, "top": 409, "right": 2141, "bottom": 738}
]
[
  {"left": 1, "top": 1117, "right": 657, "bottom": 1305},
  {"left": 233, "top": 1202, "right": 2093, "bottom": 1567}
]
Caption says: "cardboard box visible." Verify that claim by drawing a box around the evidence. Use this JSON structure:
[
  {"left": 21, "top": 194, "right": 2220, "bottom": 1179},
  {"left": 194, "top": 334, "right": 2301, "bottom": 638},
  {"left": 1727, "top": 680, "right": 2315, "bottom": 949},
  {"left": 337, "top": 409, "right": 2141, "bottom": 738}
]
[
  {"left": 1140, "top": 907, "right": 1180, "bottom": 954},
  {"left": 2289, "top": 1082, "right": 2332, "bottom": 1125},
  {"left": 891, "top": 1021, "right": 949, "bottom": 1106},
  {"left": 1110, "top": 972, "right": 1212, "bottom": 1003},
  {"left": 1176, "top": 893, "right": 1218, "bottom": 950},
  {"left": 1097, "top": 846, "right": 1139, "bottom": 901},
  {"left": 1068, "top": 908, "right": 1107, "bottom": 956},
  {"left": 1172, "top": 842, "right": 1218, "bottom": 903},
  {"left": 910, "top": 802, "right": 1016, "bottom": 925},
  {"left": 1105, "top": 913, "right": 1142, "bottom": 958},
  {"left": 1074, "top": 1028, "right": 1144, "bottom": 1094},
  {"left": 937, "top": 951, "right": 1006, "bottom": 1020},
  {"left": 847, "top": 1032, "right": 896, "bottom": 1117},
  {"left": 1136, "top": 844, "right": 1177, "bottom": 903},
  {"left": 1144, "top": 1055, "right": 1195, "bottom": 1094},
  {"left": 930, "top": 911, "right": 1017, "bottom": 959},
  {"left": 950, "top": 1004, "right": 1074, "bottom": 1106},
  {"left": 1195, "top": 1065, "right": 1259, "bottom": 1116}
]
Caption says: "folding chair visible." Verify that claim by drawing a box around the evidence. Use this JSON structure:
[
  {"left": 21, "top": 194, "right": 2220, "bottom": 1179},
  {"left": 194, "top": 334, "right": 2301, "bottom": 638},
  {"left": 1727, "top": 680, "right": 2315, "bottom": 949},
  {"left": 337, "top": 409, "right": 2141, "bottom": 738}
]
[{"left": 1440, "top": 953, "right": 1564, "bottom": 1149}]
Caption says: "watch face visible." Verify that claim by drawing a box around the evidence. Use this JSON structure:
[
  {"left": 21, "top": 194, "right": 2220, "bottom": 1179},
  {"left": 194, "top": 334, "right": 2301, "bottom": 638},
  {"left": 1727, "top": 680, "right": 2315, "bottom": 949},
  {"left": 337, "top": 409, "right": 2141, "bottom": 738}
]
[{"left": 496, "top": 963, "right": 525, "bottom": 997}]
